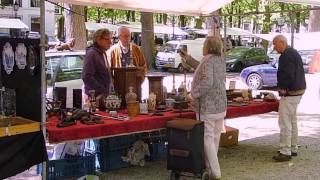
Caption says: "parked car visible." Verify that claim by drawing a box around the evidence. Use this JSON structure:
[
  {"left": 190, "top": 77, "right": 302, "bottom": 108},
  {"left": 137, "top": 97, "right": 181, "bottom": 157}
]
[
  {"left": 240, "top": 50, "right": 311, "bottom": 89},
  {"left": 226, "top": 47, "right": 270, "bottom": 72},
  {"left": 46, "top": 50, "right": 85, "bottom": 108}
]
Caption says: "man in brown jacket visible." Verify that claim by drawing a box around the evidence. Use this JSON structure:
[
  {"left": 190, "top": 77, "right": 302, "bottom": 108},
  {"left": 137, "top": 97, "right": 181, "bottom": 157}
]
[{"left": 108, "top": 26, "right": 147, "bottom": 81}]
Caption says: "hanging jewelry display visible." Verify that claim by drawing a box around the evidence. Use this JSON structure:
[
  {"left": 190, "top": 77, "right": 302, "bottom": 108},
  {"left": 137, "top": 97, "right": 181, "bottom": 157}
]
[
  {"left": 2, "top": 42, "right": 15, "bottom": 75},
  {"left": 15, "top": 43, "right": 27, "bottom": 69},
  {"left": 27, "top": 45, "right": 38, "bottom": 76}
]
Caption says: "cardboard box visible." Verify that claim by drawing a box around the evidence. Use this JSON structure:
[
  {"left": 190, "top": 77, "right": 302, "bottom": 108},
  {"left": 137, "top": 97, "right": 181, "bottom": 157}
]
[
  {"left": 219, "top": 125, "right": 239, "bottom": 147},
  {"left": 0, "top": 116, "right": 40, "bottom": 137}
]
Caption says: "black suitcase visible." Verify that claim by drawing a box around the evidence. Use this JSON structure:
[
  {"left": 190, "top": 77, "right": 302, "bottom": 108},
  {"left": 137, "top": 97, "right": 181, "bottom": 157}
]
[{"left": 166, "top": 118, "right": 209, "bottom": 179}]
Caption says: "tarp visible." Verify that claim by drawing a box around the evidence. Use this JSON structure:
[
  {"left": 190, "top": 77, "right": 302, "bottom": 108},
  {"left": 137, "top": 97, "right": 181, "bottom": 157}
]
[
  {"left": 85, "top": 22, "right": 118, "bottom": 31},
  {"left": 0, "top": 18, "right": 29, "bottom": 29},
  {"left": 255, "top": 32, "right": 320, "bottom": 50},
  {"left": 52, "top": 0, "right": 235, "bottom": 16},
  {"left": 274, "top": 0, "right": 320, "bottom": 6},
  {"left": 194, "top": 28, "right": 254, "bottom": 36}
]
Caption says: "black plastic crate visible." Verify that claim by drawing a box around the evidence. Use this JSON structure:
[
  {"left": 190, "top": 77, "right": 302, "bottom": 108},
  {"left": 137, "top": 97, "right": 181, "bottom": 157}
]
[
  {"left": 148, "top": 141, "right": 167, "bottom": 161},
  {"left": 46, "top": 152, "right": 95, "bottom": 180}
]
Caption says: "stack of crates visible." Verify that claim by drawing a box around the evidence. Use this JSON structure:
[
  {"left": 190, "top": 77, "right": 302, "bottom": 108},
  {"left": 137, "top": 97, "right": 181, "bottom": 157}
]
[
  {"left": 96, "top": 135, "right": 136, "bottom": 172},
  {"left": 46, "top": 152, "right": 95, "bottom": 180}
]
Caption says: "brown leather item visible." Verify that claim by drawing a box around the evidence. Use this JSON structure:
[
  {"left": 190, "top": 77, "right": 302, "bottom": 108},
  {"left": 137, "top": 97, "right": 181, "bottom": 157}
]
[
  {"left": 169, "top": 149, "right": 190, "bottom": 157},
  {"left": 166, "top": 118, "right": 203, "bottom": 131},
  {"left": 287, "top": 89, "right": 305, "bottom": 96}
]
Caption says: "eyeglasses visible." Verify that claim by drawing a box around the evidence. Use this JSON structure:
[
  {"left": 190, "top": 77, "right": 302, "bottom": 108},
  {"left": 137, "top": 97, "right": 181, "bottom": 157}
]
[{"left": 101, "top": 37, "right": 111, "bottom": 41}]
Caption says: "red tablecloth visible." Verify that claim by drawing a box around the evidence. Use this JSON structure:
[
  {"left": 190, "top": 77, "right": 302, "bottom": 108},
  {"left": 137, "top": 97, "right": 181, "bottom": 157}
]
[{"left": 46, "top": 101, "right": 278, "bottom": 143}]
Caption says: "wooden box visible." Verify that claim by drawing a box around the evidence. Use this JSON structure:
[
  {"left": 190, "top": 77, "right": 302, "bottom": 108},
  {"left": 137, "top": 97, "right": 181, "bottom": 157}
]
[
  {"left": 219, "top": 125, "right": 239, "bottom": 147},
  {"left": 0, "top": 116, "right": 40, "bottom": 137}
]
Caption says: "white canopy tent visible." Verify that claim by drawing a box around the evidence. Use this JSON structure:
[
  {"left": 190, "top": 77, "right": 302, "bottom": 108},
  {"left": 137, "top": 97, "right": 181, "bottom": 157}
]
[
  {"left": 274, "top": 0, "right": 320, "bottom": 6},
  {"left": 194, "top": 27, "right": 254, "bottom": 36},
  {"left": 255, "top": 32, "right": 320, "bottom": 50},
  {"left": 52, "top": 0, "right": 234, "bottom": 16},
  {"left": 85, "top": 22, "right": 118, "bottom": 31},
  {"left": 0, "top": 18, "right": 29, "bottom": 29}
]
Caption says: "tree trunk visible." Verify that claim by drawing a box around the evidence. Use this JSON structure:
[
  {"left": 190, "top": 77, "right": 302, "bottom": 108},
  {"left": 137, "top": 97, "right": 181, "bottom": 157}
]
[
  {"left": 163, "top": 14, "right": 167, "bottom": 25},
  {"left": 126, "top": 11, "right": 131, "bottom": 22},
  {"left": 179, "top": 15, "right": 186, "bottom": 27},
  {"left": 84, "top": 7, "right": 87, "bottom": 22},
  {"left": 296, "top": 11, "right": 300, "bottom": 33},
  {"left": 159, "top": 14, "right": 162, "bottom": 23},
  {"left": 131, "top": 11, "right": 135, "bottom": 22},
  {"left": 228, "top": 1, "right": 234, "bottom": 27},
  {"left": 65, "top": 4, "right": 86, "bottom": 50},
  {"left": 97, "top": 8, "right": 101, "bottom": 23},
  {"left": 195, "top": 18, "right": 203, "bottom": 29},
  {"left": 141, "top": 12, "right": 155, "bottom": 70},
  {"left": 280, "top": 3, "right": 285, "bottom": 16},
  {"left": 308, "top": 8, "right": 320, "bottom": 32},
  {"left": 57, "top": 16, "right": 64, "bottom": 40},
  {"left": 261, "top": 4, "right": 271, "bottom": 51}
]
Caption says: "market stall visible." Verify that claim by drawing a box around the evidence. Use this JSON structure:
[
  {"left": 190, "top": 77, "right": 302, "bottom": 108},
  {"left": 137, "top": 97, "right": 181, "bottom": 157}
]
[{"left": 47, "top": 101, "right": 279, "bottom": 143}]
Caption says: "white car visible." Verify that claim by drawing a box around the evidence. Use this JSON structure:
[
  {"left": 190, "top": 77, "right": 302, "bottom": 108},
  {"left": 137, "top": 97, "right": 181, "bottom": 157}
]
[
  {"left": 155, "top": 38, "right": 205, "bottom": 72},
  {"left": 46, "top": 50, "right": 85, "bottom": 108}
]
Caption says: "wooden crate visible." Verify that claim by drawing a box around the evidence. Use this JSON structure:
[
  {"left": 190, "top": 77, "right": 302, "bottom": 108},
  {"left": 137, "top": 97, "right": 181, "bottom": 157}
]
[
  {"left": 219, "top": 125, "right": 239, "bottom": 147},
  {"left": 0, "top": 116, "right": 40, "bottom": 137}
]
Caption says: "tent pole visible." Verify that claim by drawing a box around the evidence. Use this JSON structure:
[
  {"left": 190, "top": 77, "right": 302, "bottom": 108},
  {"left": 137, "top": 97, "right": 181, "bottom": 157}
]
[
  {"left": 40, "top": 0, "right": 46, "bottom": 179},
  {"left": 223, "top": 16, "right": 227, "bottom": 52}
]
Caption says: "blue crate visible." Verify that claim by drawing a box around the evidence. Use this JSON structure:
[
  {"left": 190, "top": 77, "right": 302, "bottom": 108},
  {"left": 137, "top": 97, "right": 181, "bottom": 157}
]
[
  {"left": 99, "top": 135, "right": 136, "bottom": 151},
  {"left": 98, "top": 148, "right": 129, "bottom": 172},
  {"left": 46, "top": 152, "right": 95, "bottom": 180},
  {"left": 148, "top": 141, "right": 167, "bottom": 161}
]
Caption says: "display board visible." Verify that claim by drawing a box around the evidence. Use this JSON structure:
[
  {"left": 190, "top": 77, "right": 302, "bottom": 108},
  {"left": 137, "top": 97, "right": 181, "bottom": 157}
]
[{"left": 0, "top": 37, "right": 41, "bottom": 121}]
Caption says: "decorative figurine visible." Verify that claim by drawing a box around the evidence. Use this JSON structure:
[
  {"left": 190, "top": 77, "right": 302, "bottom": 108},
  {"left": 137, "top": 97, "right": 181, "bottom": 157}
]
[
  {"left": 15, "top": 43, "right": 27, "bottom": 69},
  {"left": 2, "top": 42, "right": 14, "bottom": 75},
  {"left": 148, "top": 92, "right": 157, "bottom": 111},
  {"left": 88, "top": 90, "right": 96, "bottom": 113},
  {"left": 125, "top": 86, "right": 137, "bottom": 103}
]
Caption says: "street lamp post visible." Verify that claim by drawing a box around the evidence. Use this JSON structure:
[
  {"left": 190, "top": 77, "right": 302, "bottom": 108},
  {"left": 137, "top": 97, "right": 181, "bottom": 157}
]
[{"left": 13, "top": 0, "right": 19, "bottom": 18}]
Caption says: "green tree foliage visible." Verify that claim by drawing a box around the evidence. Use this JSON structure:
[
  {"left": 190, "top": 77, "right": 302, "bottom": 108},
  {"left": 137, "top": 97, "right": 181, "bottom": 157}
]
[{"left": 221, "top": 0, "right": 309, "bottom": 33}]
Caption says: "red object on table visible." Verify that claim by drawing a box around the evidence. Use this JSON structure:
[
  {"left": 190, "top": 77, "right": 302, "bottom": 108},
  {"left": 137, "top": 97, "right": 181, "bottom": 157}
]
[{"left": 46, "top": 101, "right": 279, "bottom": 143}]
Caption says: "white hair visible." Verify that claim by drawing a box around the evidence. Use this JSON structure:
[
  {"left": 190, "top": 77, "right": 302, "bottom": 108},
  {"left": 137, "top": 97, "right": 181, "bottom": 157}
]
[
  {"left": 273, "top": 35, "right": 288, "bottom": 45},
  {"left": 117, "top": 26, "right": 130, "bottom": 37}
]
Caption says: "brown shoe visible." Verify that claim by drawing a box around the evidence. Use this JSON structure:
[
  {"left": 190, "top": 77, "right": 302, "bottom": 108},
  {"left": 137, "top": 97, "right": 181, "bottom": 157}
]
[{"left": 273, "top": 153, "right": 291, "bottom": 162}]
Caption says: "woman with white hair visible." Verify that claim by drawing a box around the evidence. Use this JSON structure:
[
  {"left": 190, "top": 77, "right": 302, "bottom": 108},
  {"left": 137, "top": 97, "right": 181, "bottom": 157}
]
[{"left": 189, "top": 36, "right": 227, "bottom": 179}]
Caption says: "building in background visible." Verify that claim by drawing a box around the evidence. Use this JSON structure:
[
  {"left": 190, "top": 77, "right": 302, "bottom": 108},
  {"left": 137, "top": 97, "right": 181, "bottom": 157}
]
[{"left": 0, "top": 0, "right": 55, "bottom": 36}]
